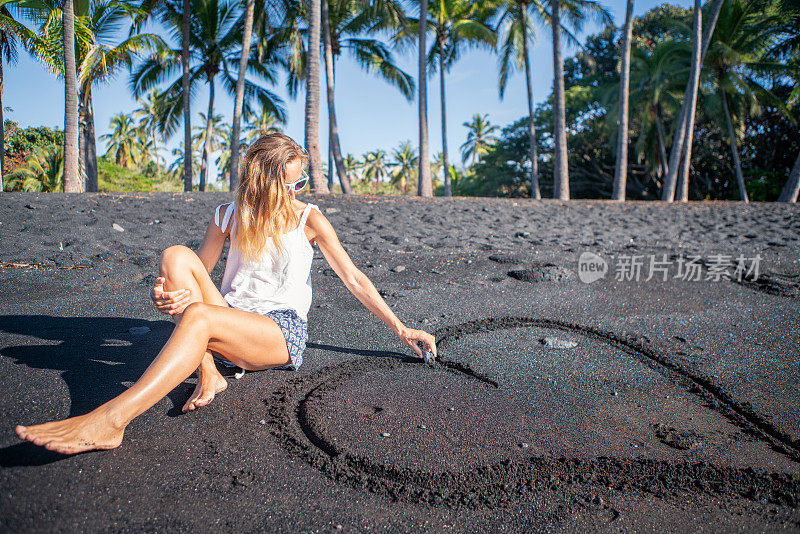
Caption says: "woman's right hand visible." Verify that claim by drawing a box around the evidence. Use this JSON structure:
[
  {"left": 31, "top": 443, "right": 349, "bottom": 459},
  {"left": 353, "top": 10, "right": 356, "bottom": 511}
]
[{"left": 150, "top": 277, "right": 192, "bottom": 315}]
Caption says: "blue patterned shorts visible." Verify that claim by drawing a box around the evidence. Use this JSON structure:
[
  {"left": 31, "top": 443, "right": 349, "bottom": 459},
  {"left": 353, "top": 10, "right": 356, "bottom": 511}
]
[
  {"left": 264, "top": 308, "right": 308, "bottom": 370},
  {"left": 213, "top": 307, "right": 307, "bottom": 373}
]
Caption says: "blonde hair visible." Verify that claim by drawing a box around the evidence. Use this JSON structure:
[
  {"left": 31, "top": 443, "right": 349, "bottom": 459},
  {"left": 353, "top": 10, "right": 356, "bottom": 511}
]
[{"left": 232, "top": 133, "right": 308, "bottom": 263}]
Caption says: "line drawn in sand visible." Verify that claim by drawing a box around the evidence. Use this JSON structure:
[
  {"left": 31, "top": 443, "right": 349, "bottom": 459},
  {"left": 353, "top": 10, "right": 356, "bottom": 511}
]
[{"left": 267, "top": 317, "right": 800, "bottom": 510}]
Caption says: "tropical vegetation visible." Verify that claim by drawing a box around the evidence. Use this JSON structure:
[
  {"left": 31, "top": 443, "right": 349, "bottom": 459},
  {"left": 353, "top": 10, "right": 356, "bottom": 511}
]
[{"left": 1, "top": 0, "right": 797, "bottom": 201}]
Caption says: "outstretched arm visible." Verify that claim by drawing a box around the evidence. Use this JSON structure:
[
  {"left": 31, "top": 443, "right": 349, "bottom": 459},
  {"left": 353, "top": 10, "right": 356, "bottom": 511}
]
[{"left": 308, "top": 209, "right": 437, "bottom": 359}]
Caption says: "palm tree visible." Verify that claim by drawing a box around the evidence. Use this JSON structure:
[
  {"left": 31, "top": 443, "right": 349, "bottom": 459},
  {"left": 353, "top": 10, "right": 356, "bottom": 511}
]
[
  {"left": 622, "top": 40, "right": 688, "bottom": 184},
  {"left": 495, "top": 0, "right": 540, "bottom": 198},
  {"left": 304, "top": 0, "right": 327, "bottom": 192},
  {"left": 611, "top": 0, "right": 633, "bottom": 201},
  {"left": 396, "top": 0, "right": 496, "bottom": 197},
  {"left": 22, "top": 0, "right": 162, "bottom": 191},
  {"left": 362, "top": 149, "right": 389, "bottom": 190},
  {"left": 229, "top": 0, "right": 255, "bottom": 190},
  {"left": 550, "top": 0, "right": 567, "bottom": 199},
  {"left": 134, "top": 89, "right": 171, "bottom": 171},
  {"left": 243, "top": 107, "right": 284, "bottom": 142},
  {"left": 4, "top": 143, "right": 64, "bottom": 192},
  {"left": 431, "top": 150, "right": 444, "bottom": 182},
  {"left": 191, "top": 111, "right": 227, "bottom": 178},
  {"left": 214, "top": 121, "right": 235, "bottom": 182},
  {"left": 661, "top": 0, "right": 725, "bottom": 201},
  {"left": 167, "top": 142, "right": 199, "bottom": 178},
  {"left": 703, "top": 0, "right": 787, "bottom": 202},
  {"left": 460, "top": 113, "right": 498, "bottom": 166},
  {"left": 776, "top": 0, "right": 800, "bottom": 202},
  {"left": 343, "top": 152, "right": 361, "bottom": 182},
  {"left": 62, "top": 0, "right": 79, "bottom": 192},
  {"left": 78, "top": 2, "right": 161, "bottom": 191},
  {"left": 416, "top": 0, "right": 432, "bottom": 196},
  {"left": 778, "top": 154, "right": 800, "bottom": 202},
  {"left": 100, "top": 113, "right": 142, "bottom": 168},
  {"left": 549, "top": 0, "right": 612, "bottom": 200},
  {"left": 318, "top": 0, "right": 413, "bottom": 194},
  {"left": 131, "top": 0, "right": 286, "bottom": 191},
  {"left": 181, "top": 0, "right": 191, "bottom": 191},
  {"left": 389, "top": 140, "right": 418, "bottom": 195},
  {"left": 277, "top": 0, "right": 411, "bottom": 193},
  {"left": 0, "top": 0, "right": 35, "bottom": 188}
]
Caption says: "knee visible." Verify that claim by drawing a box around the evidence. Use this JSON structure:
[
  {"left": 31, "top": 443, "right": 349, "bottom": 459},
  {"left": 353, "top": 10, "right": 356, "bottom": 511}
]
[
  {"left": 181, "top": 301, "right": 210, "bottom": 329},
  {"left": 159, "top": 245, "right": 194, "bottom": 276}
]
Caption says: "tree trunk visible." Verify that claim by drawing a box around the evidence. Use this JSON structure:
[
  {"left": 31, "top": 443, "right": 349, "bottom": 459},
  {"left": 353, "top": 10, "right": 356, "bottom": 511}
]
[
  {"left": 182, "top": 0, "right": 192, "bottom": 191},
  {"left": 62, "top": 0, "right": 81, "bottom": 193},
  {"left": 674, "top": 0, "right": 703, "bottom": 203},
  {"left": 661, "top": 0, "right": 723, "bottom": 200},
  {"left": 229, "top": 0, "right": 254, "bottom": 192},
  {"left": 305, "top": 0, "right": 328, "bottom": 193},
  {"left": 153, "top": 128, "right": 159, "bottom": 179},
  {"left": 322, "top": 0, "right": 352, "bottom": 194},
  {"left": 199, "top": 78, "right": 215, "bottom": 192},
  {"left": 78, "top": 105, "right": 86, "bottom": 185},
  {"left": 720, "top": 88, "right": 748, "bottom": 202},
  {"left": 551, "top": 0, "right": 569, "bottom": 200},
  {"left": 438, "top": 44, "right": 450, "bottom": 197},
  {"left": 521, "top": 10, "right": 539, "bottom": 199},
  {"left": 79, "top": 88, "right": 99, "bottom": 192},
  {"left": 611, "top": 0, "right": 634, "bottom": 201},
  {"left": 1, "top": 46, "right": 5, "bottom": 191},
  {"left": 777, "top": 152, "right": 800, "bottom": 202},
  {"left": 417, "top": 0, "right": 432, "bottom": 196},
  {"left": 655, "top": 112, "right": 668, "bottom": 181},
  {"left": 327, "top": 132, "right": 334, "bottom": 190}
]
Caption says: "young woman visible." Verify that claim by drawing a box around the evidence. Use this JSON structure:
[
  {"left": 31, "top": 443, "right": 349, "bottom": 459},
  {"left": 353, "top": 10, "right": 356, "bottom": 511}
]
[{"left": 15, "top": 133, "right": 437, "bottom": 455}]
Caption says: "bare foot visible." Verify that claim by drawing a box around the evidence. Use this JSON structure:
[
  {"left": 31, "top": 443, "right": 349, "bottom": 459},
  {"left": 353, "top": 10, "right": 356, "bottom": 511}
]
[
  {"left": 15, "top": 409, "right": 125, "bottom": 455},
  {"left": 182, "top": 364, "right": 228, "bottom": 413}
]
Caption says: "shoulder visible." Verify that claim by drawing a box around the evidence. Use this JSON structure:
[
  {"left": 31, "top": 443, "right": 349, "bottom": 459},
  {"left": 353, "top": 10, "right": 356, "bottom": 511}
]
[
  {"left": 303, "top": 204, "right": 331, "bottom": 245},
  {"left": 305, "top": 203, "right": 325, "bottom": 222}
]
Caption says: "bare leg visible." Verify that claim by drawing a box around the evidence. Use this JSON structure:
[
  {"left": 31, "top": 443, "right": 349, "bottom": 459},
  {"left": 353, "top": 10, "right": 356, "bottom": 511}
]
[
  {"left": 159, "top": 245, "right": 228, "bottom": 412},
  {"left": 16, "top": 301, "right": 294, "bottom": 454}
]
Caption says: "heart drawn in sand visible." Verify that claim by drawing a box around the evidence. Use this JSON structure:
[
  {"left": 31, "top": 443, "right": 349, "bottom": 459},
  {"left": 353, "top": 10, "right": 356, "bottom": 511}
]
[{"left": 267, "top": 317, "right": 800, "bottom": 509}]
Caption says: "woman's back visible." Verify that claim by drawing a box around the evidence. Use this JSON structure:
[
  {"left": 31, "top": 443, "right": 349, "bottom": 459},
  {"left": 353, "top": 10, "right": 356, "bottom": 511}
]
[{"left": 215, "top": 201, "right": 321, "bottom": 322}]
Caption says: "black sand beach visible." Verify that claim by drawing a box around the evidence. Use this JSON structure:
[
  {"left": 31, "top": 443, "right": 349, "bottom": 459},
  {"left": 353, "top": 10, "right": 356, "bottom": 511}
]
[{"left": 1, "top": 192, "right": 798, "bottom": 532}]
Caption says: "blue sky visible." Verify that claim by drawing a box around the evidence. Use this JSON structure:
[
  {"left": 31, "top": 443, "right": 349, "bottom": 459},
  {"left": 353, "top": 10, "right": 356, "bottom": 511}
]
[{"left": 5, "top": 0, "right": 691, "bottom": 186}]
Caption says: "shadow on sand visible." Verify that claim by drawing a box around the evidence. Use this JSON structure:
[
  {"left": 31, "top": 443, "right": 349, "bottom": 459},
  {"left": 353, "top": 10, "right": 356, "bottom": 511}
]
[
  {"left": 0, "top": 315, "right": 187, "bottom": 466},
  {"left": 0, "top": 315, "right": 408, "bottom": 467}
]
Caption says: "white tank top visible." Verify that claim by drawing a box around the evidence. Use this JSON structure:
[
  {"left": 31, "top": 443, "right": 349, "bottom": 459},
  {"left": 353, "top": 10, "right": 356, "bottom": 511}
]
[{"left": 214, "top": 201, "right": 320, "bottom": 322}]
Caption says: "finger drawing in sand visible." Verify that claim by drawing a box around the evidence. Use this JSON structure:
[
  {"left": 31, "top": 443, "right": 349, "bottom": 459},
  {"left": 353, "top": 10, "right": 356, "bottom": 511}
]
[{"left": 15, "top": 133, "right": 437, "bottom": 455}]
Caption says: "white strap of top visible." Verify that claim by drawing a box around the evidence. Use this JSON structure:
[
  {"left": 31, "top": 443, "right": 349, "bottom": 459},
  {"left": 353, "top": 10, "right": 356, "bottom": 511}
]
[
  {"left": 215, "top": 202, "right": 235, "bottom": 233},
  {"left": 298, "top": 203, "right": 318, "bottom": 229}
]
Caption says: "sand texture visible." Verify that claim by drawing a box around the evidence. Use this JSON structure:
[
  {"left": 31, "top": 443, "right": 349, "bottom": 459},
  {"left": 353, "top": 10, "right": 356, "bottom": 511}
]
[{"left": 1, "top": 192, "right": 799, "bottom": 532}]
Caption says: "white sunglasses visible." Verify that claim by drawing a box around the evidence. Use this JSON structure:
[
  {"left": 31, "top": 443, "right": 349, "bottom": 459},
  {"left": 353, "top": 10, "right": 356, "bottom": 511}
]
[{"left": 286, "top": 170, "right": 309, "bottom": 192}]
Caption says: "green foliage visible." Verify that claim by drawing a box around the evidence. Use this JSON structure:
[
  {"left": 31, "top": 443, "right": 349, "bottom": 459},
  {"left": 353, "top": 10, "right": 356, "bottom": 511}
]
[
  {"left": 465, "top": 117, "right": 533, "bottom": 197},
  {"left": 350, "top": 180, "right": 404, "bottom": 196},
  {"left": 4, "top": 121, "right": 64, "bottom": 159},
  {"left": 472, "top": 0, "right": 797, "bottom": 200},
  {"left": 97, "top": 155, "right": 184, "bottom": 192},
  {"left": 4, "top": 143, "right": 64, "bottom": 192}
]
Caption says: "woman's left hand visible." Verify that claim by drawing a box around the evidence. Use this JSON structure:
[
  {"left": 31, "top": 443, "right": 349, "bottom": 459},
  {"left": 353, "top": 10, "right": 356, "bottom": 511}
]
[{"left": 398, "top": 327, "right": 437, "bottom": 360}]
